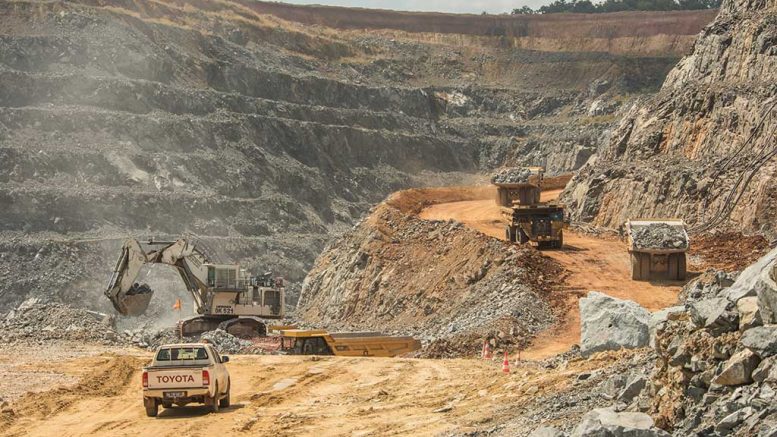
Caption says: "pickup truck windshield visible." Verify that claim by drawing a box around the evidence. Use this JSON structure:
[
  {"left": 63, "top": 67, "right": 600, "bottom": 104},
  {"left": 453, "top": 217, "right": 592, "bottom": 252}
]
[{"left": 156, "top": 347, "right": 209, "bottom": 361}]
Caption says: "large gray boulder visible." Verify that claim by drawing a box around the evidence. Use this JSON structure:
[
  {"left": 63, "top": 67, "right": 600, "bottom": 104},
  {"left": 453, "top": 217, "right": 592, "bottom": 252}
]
[
  {"left": 741, "top": 325, "right": 777, "bottom": 358},
  {"left": 689, "top": 297, "right": 738, "bottom": 335},
  {"left": 571, "top": 408, "right": 670, "bottom": 437},
  {"left": 580, "top": 292, "right": 651, "bottom": 357},
  {"left": 725, "top": 247, "right": 777, "bottom": 323},
  {"left": 530, "top": 426, "right": 568, "bottom": 437}
]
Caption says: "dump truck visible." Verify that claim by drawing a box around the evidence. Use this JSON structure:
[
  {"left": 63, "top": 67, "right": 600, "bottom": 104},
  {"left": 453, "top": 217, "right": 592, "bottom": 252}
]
[
  {"left": 626, "top": 219, "right": 689, "bottom": 281},
  {"left": 278, "top": 329, "right": 421, "bottom": 357},
  {"left": 493, "top": 167, "right": 564, "bottom": 249},
  {"left": 105, "top": 238, "right": 285, "bottom": 337}
]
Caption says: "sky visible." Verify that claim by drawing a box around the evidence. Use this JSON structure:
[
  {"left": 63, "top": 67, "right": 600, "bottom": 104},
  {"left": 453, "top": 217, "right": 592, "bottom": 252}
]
[{"left": 279, "top": 0, "right": 547, "bottom": 14}]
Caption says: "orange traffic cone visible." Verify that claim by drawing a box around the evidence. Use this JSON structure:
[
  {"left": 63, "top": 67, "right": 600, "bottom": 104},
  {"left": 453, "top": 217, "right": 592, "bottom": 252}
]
[
  {"left": 484, "top": 342, "right": 493, "bottom": 360},
  {"left": 502, "top": 351, "right": 510, "bottom": 374}
]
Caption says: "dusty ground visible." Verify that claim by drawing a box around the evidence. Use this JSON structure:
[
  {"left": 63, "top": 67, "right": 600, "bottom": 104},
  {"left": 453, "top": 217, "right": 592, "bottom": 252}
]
[
  {"left": 0, "top": 347, "right": 643, "bottom": 436},
  {"left": 419, "top": 186, "right": 683, "bottom": 359}
]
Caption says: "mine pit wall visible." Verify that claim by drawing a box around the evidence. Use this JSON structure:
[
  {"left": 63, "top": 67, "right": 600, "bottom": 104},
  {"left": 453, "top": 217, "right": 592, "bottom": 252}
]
[
  {"left": 243, "top": 1, "right": 715, "bottom": 56},
  {"left": 0, "top": 0, "right": 715, "bottom": 311},
  {"left": 563, "top": 0, "right": 777, "bottom": 240}
]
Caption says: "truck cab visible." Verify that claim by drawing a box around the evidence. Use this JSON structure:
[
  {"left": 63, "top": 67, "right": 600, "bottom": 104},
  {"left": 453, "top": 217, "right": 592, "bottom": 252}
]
[{"left": 142, "top": 343, "right": 231, "bottom": 417}]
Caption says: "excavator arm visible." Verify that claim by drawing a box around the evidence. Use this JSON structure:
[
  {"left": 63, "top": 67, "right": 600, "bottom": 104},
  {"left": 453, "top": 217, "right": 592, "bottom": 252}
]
[{"left": 104, "top": 239, "right": 210, "bottom": 316}]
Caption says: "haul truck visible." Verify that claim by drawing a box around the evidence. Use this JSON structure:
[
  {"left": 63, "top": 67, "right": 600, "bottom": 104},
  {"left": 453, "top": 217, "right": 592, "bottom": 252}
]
[
  {"left": 626, "top": 219, "right": 689, "bottom": 281},
  {"left": 494, "top": 167, "right": 564, "bottom": 249},
  {"left": 279, "top": 329, "right": 421, "bottom": 357}
]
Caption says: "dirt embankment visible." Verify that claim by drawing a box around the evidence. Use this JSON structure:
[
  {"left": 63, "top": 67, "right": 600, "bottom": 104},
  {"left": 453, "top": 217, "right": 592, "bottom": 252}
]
[{"left": 297, "top": 186, "right": 564, "bottom": 357}]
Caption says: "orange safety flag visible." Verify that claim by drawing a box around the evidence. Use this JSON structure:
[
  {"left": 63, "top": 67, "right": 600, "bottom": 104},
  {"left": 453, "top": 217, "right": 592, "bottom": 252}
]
[{"left": 173, "top": 298, "right": 181, "bottom": 310}]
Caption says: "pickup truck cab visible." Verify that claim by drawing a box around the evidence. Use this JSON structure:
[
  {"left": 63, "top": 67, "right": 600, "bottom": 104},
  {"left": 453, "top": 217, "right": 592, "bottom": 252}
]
[{"left": 142, "top": 343, "right": 231, "bottom": 417}]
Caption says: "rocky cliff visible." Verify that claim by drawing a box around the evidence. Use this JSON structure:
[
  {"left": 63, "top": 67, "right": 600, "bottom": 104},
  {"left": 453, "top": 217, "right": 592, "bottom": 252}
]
[
  {"left": 0, "top": 0, "right": 712, "bottom": 312},
  {"left": 563, "top": 0, "right": 777, "bottom": 240}
]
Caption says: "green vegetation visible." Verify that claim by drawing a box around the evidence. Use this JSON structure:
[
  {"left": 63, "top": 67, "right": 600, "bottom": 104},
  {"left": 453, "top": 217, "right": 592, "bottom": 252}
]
[{"left": 512, "top": 0, "right": 720, "bottom": 14}]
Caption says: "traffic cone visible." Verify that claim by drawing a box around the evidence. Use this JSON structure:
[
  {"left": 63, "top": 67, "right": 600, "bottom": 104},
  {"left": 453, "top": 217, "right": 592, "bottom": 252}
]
[
  {"left": 502, "top": 351, "right": 510, "bottom": 374},
  {"left": 484, "top": 342, "right": 493, "bottom": 360},
  {"left": 172, "top": 298, "right": 181, "bottom": 311}
]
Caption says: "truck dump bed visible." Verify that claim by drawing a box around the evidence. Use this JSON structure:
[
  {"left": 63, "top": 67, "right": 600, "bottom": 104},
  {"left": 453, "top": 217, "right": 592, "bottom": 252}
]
[
  {"left": 280, "top": 329, "right": 421, "bottom": 357},
  {"left": 627, "top": 219, "right": 689, "bottom": 253}
]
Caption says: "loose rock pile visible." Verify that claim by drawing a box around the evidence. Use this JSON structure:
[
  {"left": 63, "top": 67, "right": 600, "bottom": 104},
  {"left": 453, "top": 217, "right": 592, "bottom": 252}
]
[
  {"left": 631, "top": 223, "right": 688, "bottom": 250},
  {"left": 0, "top": 298, "right": 118, "bottom": 344},
  {"left": 201, "top": 329, "right": 252, "bottom": 354},
  {"left": 490, "top": 167, "right": 534, "bottom": 185}
]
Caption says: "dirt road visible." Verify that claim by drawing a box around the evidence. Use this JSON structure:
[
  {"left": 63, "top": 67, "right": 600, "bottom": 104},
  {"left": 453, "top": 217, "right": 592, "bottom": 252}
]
[
  {"left": 1, "top": 348, "right": 642, "bottom": 437},
  {"left": 419, "top": 187, "right": 682, "bottom": 359}
]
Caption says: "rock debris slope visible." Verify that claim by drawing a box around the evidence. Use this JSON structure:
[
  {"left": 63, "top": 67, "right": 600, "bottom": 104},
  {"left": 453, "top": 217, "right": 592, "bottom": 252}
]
[
  {"left": 297, "top": 188, "right": 564, "bottom": 356},
  {"left": 564, "top": 0, "right": 777, "bottom": 240}
]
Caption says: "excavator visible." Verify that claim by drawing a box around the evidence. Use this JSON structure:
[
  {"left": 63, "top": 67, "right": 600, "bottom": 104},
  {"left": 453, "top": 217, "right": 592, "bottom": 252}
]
[{"left": 105, "top": 238, "right": 285, "bottom": 338}]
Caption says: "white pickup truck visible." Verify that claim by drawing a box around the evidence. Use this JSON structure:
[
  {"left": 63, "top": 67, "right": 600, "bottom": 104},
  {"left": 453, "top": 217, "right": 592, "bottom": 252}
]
[{"left": 142, "top": 343, "right": 231, "bottom": 417}]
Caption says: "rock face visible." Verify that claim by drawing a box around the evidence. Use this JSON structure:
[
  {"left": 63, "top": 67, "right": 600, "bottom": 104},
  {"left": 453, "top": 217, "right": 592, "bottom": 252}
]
[
  {"left": 571, "top": 408, "right": 669, "bottom": 437},
  {"left": 0, "top": 1, "right": 713, "bottom": 312},
  {"left": 563, "top": 0, "right": 777, "bottom": 240},
  {"left": 579, "top": 291, "right": 651, "bottom": 357},
  {"left": 297, "top": 188, "right": 563, "bottom": 356}
]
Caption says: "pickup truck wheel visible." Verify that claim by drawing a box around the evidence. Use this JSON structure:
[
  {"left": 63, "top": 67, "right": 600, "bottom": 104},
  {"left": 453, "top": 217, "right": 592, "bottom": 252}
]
[
  {"left": 208, "top": 383, "right": 220, "bottom": 413},
  {"left": 144, "top": 400, "right": 158, "bottom": 417},
  {"left": 219, "top": 380, "right": 231, "bottom": 408}
]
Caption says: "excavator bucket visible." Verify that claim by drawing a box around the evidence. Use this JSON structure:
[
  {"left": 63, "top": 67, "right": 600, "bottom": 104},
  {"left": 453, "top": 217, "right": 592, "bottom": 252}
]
[
  {"left": 105, "top": 239, "right": 155, "bottom": 316},
  {"left": 114, "top": 283, "right": 154, "bottom": 316}
]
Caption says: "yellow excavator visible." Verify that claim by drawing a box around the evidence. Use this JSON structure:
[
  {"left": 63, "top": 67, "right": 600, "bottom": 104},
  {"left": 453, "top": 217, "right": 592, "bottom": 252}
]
[{"left": 105, "top": 238, "right": 285, "bottom": 337}]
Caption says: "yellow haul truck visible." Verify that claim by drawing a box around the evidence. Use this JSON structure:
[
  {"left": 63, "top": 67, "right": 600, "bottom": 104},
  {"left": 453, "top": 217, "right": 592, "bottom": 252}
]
[
  {"left": 493, "top": 167, "right": 564, "bottom": 249},
  {"left": 279, "top": 329, "right": 421, "bottom": 357},
  {"left": 626, "top": 219, "right": 689, "bottom": 281}
]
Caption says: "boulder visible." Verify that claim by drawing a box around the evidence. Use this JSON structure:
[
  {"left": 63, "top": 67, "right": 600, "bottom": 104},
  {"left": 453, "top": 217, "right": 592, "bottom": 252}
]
[
  {"left": 715, "top": 407, "right": 756, "bottom": 433},
  {"left": 580, "top": 292, "right": 651, "bottom": 357},
  {"left": 689, "top": 298, "right": 738, "bottom": 335},
  {"left": 618, "top": 375, "right": 647, "bottom": 404},
  {"left": 737, "top": 296, "right": 763, "bottom": 331},
  {"left": 752, "top": 356, "right": 777, "bottom": 383},
  {"left": 725, "top": 247, "right": 777, "bottom": 323},
  {"left": 741, "top": 325, "right": 777, "bottom": 358},
  {"left": 529, "top": 426, "right": 568, "bottom": 437},
  {"left": 711, "top": 349, "right": 761, "bottom": 386},
  {"left": 571, "top": 408, "right": 670, "bottom": 437}
]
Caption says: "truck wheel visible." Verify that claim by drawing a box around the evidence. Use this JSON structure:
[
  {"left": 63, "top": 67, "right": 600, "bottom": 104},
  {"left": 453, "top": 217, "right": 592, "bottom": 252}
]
[
  {"left": 219, "top": 380, "right": 231, "bottom": 408},
  {"left": 630, "top": 253, "right": 640, "bottom": 280},
  {"left": 677, "top": 253, "right": 687, "bottom": 280},
  {"left": 519, "top": 229, "right": 529, "bottom": 244},
  {"left": 144, "top": 399, "right": 158, "bottom": 417},
  {"left": 639, "top": 253, "right": 651, "bottom": 281},
  {"left": 556, "top": 231, "right": 563, "bottom": 249},
  {"left": 505, "top": 226, "right": 513, "bottom": 243},
  {"left": 668, "top": 253, "right": 679, "bottom": 280},
  {"left": 208, "top": 383, "right": 220, "bottom": 413}
]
